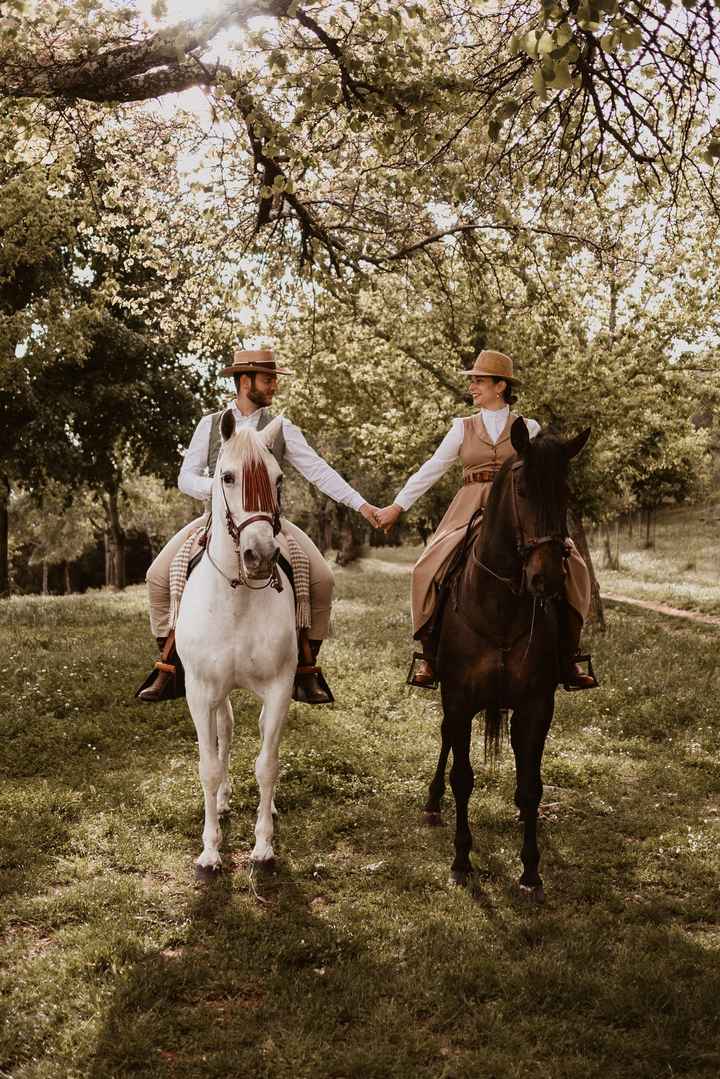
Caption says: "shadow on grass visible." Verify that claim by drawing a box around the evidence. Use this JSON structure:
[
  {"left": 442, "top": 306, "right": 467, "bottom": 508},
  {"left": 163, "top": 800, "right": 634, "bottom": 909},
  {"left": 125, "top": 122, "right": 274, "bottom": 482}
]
[{"left": 83, "top": 815, "right": 720, "bottom": 1079}]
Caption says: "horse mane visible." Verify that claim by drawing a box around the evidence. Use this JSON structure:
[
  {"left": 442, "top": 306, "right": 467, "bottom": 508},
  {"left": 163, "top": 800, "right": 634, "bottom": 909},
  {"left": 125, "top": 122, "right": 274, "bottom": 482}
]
[
  {"left": 485, "top": 431, "right": 568, "bottom": 536},
  {"left": 220, "top": 428, "right": 277, "bottom": 513},
  {"left": 522, "top": 431, "right": 569, "bottom": 535}
]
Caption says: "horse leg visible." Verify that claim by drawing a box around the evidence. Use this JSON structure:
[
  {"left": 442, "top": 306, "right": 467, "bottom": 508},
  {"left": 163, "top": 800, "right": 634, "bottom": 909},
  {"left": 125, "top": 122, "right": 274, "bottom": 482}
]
[
  {"left": 510, "top": 698, "right": 554, "bottom": 901},
  {"left": 423, "top": 719, "right": 451, "bottom": 825},
  {"left": 447, "top": 707, "right": 475, "bottom": 886},
  {"left": 187, "top": 682, "right": 223, "bottom": 871},
  {"left": 251, "top": 690, "right": 288, "bottom": 866},
  {"left": 257, "top": 707, "right": 278, "bottom": 818},
  {"left": 216, "top": 697, "right": 234, "bottom": 816}
]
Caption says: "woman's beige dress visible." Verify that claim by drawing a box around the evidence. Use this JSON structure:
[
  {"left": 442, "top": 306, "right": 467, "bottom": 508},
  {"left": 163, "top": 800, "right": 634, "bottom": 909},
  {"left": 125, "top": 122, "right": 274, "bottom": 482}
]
[{"left": 410, "top": 412, "right": 591, "bottom": 636}]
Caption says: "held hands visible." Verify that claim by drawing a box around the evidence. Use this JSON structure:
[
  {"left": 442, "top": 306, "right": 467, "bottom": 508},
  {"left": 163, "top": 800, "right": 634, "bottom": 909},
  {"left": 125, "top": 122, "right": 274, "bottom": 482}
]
[
  {"left": 359, "top": 503, "right": 382, "bottom": 528},
  {"left": 375, "top": 504, "right": 403, "bottom": 534}
]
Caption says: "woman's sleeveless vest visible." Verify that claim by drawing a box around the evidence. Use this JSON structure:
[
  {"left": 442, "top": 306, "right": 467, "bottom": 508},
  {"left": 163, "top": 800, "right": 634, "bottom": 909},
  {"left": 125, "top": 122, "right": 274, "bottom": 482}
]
[{"left": 205, "top": 407, "right": 286, "bottom": 476}]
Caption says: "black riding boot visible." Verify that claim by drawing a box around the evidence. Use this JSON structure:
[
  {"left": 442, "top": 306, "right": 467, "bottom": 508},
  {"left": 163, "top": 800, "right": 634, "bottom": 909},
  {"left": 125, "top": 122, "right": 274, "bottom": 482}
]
[
  {"left": 559, "top": 603, "right": 598, "bottom": 691},
  {"left": 136, "top": 632, "right": 179, "bottom": 702},
  {"left": 293, "top": 632, "right": 334, "bottom": 705},
  {"left": 407, "top": 630, "right": 437, "bottom": 688}
]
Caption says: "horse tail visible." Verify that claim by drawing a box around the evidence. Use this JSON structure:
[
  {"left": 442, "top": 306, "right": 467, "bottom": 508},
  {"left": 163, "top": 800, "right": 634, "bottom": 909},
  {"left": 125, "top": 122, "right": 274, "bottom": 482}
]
[{"left": 483, "top": 706, "right": 507, "bottom": 765}]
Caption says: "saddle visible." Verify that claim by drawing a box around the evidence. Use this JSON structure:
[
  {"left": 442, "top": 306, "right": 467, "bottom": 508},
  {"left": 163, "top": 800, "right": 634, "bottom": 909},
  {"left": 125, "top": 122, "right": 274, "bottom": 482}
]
[
  {"left": 406, "top": 510, "right": 484, "bottom": 688},
  {"left": 426, "top": 508, "right": 485, "bottom": 652},
  {"left": 134, "top": 550, "right": 300, "bottom": 703}
]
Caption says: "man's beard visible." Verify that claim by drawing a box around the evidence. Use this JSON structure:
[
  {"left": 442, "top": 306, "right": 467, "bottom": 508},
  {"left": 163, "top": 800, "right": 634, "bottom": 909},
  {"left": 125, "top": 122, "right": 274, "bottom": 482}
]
[{"left": 247, "top": 385, "right": 272, "bottom": 407}]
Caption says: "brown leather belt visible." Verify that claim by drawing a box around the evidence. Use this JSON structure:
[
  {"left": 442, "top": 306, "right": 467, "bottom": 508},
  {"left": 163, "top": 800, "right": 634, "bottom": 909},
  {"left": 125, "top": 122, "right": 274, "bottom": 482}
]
[{"left": 463, "top": 468, "right": 499, "bottom": 486}]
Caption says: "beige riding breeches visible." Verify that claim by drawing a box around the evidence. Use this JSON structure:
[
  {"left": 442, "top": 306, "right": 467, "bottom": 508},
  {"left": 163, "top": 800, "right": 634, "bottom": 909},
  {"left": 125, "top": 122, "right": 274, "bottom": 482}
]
[{"left": 145, "top": 515, "right": 334, "bottom": 640}]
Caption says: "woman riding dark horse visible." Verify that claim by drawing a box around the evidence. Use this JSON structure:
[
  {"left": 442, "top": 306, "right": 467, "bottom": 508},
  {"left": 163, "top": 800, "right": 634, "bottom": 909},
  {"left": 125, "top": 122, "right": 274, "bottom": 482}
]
[
  {"left": 376, "top": 350, "right": 595, "bottom": 690},
  {"left": 426, "top": 416, "right": 591, "bottom": 896}
]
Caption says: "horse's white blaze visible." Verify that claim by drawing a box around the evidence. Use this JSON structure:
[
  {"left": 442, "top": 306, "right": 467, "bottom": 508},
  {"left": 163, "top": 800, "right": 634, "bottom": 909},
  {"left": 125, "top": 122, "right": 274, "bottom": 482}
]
[{"left": 175, "top": 421, "right": 296, "bottom": 870}]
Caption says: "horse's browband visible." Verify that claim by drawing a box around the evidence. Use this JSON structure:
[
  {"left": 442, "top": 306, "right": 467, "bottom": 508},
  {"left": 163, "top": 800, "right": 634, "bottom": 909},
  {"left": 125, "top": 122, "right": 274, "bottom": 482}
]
[{"left": 463, "top": 468, "right": 500, "bottom": 486}]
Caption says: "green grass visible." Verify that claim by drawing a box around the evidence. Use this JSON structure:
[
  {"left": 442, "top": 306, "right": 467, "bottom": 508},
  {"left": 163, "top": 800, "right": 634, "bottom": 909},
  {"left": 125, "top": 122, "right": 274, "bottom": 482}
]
[
  {"left": 590, "top": 503, "right": 720, "bottom": 615},
  {"left": 2, "top": 559, "right": 720, "bottom": 1078}
]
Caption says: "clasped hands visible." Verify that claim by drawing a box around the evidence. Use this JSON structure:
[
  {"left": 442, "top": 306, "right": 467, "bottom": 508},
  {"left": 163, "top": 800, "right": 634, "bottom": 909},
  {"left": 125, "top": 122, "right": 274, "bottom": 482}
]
[{"left": 359, "top": 502, "right": 403, "bottom": 534}]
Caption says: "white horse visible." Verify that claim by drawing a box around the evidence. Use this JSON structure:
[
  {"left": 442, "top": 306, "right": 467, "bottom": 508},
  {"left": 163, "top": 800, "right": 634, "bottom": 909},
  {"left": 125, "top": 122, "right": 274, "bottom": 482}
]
[{"left": 175, "top": 409, "right": 297, "bottom": 872}]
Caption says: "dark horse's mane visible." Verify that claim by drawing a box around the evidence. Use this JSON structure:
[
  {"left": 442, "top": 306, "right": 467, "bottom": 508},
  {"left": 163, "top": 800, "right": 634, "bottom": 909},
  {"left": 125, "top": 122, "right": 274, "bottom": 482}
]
[{"left": 485, "top": 430, "right": 569, "bottom": 538}]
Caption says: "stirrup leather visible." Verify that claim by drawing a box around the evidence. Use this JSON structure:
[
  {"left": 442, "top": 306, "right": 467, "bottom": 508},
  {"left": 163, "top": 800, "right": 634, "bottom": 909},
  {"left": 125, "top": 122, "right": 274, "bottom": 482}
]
[
  {"left": 406, "top": 651, "right": 438, "bottom": 689},
  {"left": 563, "top": 652, "right": 599, "bottom": 692}
]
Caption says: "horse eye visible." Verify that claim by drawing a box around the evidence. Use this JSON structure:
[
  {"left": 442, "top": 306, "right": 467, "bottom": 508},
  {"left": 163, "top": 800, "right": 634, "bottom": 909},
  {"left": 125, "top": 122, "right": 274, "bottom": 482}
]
[{"left": 222, "top": 472, "right": 234, "bottom": 485}]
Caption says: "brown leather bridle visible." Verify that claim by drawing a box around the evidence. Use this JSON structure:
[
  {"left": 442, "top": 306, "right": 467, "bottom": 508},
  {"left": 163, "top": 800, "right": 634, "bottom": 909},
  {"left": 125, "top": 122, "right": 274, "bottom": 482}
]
[
  {"left": 205, "top": 466, "right": 284, "bottom": 592},
  {"left": 472, "top": 460, "right": 571, "bottom": 599}
]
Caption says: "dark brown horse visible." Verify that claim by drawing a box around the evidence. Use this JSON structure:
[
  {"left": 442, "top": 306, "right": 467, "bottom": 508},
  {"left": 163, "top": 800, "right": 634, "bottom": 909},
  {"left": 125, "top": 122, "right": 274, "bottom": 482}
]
[{"left": 424, "top": 418, "right": 590, "bottom": 900}]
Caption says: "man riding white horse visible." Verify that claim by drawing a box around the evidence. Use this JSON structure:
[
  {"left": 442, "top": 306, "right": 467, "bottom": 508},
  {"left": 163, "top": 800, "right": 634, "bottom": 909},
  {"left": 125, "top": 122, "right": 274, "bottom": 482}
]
[{"left": 137, "top": 347, "right": 379, "bottom": 705}]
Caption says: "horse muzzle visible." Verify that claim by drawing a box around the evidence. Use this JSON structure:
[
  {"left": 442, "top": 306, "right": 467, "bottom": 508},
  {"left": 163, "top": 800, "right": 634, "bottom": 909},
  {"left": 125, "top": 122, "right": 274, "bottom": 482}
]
[{"left": 242, "top": 545, "right": 279, "bottom": 581}]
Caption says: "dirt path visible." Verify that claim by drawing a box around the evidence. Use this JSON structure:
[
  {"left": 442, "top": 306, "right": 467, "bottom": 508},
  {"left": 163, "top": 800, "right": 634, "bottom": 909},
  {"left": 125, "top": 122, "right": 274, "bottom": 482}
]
[{"left": 602, "top": 592, "right": 720, "bottom": 627}]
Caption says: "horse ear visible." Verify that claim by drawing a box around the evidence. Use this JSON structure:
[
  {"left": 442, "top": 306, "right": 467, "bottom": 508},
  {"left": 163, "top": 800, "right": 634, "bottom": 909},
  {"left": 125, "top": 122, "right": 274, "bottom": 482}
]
[
  {"left": 510, "top": 416, "right": 531, "bottom": 456},
  {"left": 564, "top": 427, "right": 591, "bottom": 460},
  {"left": 257, "top": 415, "right": 284, "bottom": 448},
  {"left": 220, "top": 409, "right": 235, "bottom": 443}
]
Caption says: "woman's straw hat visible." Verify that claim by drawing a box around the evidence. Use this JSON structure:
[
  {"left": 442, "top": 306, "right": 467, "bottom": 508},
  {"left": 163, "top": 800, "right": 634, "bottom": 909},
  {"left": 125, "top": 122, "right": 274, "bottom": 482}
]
[
  {"left": 220, "top": 348, "right": 293, "bottom": 378},
  {"left": 458, "top": 350, "right": 520, "bottom": 384}
]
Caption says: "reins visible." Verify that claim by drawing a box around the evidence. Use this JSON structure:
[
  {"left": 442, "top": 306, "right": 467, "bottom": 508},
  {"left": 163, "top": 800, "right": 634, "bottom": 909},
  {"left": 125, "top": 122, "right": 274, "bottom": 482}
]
[
  {"left": 205, "top": 450, "right": 284, "bottom": 593},
  {"left": 467, "top": 461, "right": 571, "bottom": 664}
]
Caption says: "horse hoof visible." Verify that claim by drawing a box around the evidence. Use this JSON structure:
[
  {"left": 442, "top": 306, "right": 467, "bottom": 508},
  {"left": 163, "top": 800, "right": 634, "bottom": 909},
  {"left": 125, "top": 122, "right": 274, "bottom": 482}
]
[
  {"left": 250, "top": 857, "right": 276, "bottom": 875},
  {"left": 422, "top": 811, "right": 444, "bottom": 828},
  {"left": 195, "top": 862, "right": 222, "bottom": 882},
  {"left": 518, "top": 882, "right": 545, "bottom": 904},
  {"left": 449, "top": 869, "right": 471, "bottom": 887}
]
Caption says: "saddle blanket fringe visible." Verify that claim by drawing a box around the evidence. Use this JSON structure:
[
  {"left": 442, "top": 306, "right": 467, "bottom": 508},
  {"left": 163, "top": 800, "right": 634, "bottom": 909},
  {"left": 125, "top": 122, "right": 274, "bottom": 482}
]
[{"left": 168, "top": 525, "right": 311, "bottom": 630}]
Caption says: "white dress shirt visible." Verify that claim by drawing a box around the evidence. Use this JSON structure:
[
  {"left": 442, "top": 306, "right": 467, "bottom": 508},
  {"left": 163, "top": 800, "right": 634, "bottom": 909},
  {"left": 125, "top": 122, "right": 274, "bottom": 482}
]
[
  {"left": 394, "top": 408, "right": 541, "bottom": 511},
  {"left": 178, "top": 405, "right": 367, "bottom": 510}
]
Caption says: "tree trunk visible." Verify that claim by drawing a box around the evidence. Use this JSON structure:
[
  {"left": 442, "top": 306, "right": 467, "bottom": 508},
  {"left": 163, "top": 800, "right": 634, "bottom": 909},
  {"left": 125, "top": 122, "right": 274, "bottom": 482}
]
[
  {"left": 105, "top": 487, "right": 126, "bottom": 590},
  {"left": 309, "top": 490, "right": 334, "bottom": 553},
  {"left": 643, "top": 507, "right": 655, "bottom": 549},
  {"left": 0, "top": 473, "right": 9, "bottom": 597},
  {"left": 602, "top": 524, "right": 617, "bottom": 570},
  {"left": 334, "top": 505, "right": 363, "bottom": 566},
  {"left": 41, "top": 559, "right": 49, "bottom": 595},
  {"left": 569, "top": 508, "right": 605, "bottom": 630},
  {"left": 64, "top": 561, "right": 72, "bottom": 594},
  {"left": 614, "top": 516, "right": 621, "bottom": 569}
]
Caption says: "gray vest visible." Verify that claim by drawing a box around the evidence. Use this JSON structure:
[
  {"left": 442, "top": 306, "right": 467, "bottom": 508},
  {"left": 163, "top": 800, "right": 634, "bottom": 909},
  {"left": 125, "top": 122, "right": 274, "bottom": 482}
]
[{"left": 206, "top": 407, "right": 286, "bottom": 476}]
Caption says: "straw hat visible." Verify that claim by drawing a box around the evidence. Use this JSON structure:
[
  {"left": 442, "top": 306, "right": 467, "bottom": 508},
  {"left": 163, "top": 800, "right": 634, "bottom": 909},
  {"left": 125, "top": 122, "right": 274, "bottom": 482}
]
[
  {"left": 458, "top": 350, "right": 521, "bottom": 384},
  {"left": 220, "top": 348, "right": 293, "bottom": 378}
]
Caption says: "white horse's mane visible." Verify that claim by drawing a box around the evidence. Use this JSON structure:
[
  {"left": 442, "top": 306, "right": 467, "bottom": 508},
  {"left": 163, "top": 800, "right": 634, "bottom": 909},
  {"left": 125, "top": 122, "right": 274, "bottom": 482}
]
[{"left": 219, "top": 426, "right": 269, "bottom": 468}]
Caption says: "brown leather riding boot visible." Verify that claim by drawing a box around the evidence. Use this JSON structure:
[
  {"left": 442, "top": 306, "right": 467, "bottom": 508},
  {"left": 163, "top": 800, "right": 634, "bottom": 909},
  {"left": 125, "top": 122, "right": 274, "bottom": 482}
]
[
  {"left": 560, "top": 604, "right": 598, "bottom": 691},
  {"left": 408, "top": 633, "right": 437, "bottom": 688},
  {"left": 136, "top": 634, "right": 177, "bottom": 702},
  {"left": 293, "top": 632, "right": 334, "bottom": 705}
]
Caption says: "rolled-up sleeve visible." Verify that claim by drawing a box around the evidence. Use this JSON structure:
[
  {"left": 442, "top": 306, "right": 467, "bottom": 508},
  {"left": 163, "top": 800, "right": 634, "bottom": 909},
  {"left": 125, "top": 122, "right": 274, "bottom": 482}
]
[
  {"left": 282, "top": 420, "right": 366, "bottom": 510},
  {"left": 178, "top": 414, "right": 213, "bottom": 502},
  {"left": 394, "top": 418, "right": 465, "bottom": 511}
]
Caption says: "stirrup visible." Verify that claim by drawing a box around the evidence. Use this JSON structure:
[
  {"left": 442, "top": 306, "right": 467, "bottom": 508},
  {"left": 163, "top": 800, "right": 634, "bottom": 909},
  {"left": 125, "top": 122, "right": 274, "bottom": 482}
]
[
  {"left": 292, "top": 665, "right": 335, "bottom": 705},
  {"left": 563, "top": 653, "right": 599, "bottom": 692},
  {"left": 406, "top": 651, "right": 438, "bottom": 690}
]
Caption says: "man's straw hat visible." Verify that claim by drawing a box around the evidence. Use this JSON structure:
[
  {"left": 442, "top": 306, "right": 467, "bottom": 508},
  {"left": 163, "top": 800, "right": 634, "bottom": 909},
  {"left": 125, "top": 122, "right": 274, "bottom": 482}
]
[
  {"left": 458, "top": 350, "right": 521, "bottom": 384},
  {"left": 220, "top": 348, "right": 293, "bottom": 378}
]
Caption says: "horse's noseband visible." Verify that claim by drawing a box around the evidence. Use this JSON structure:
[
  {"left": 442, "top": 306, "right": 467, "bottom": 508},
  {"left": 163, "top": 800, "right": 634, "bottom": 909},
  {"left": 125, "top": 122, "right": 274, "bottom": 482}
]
[
  {"left": 517, "top": 536, "right": 571, "bottom": 561},
  {"left": 208, "top": 477, "right": 283, "bottom": 592}
]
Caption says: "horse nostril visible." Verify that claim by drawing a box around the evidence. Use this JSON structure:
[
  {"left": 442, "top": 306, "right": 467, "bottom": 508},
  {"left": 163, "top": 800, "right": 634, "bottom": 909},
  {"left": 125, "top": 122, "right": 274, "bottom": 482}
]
[
  {"left": 244, "top": 550, "right": 259, "bottom": 566},
  {"left": 531, "top": 575, "right": 545, "bottom": 594}
]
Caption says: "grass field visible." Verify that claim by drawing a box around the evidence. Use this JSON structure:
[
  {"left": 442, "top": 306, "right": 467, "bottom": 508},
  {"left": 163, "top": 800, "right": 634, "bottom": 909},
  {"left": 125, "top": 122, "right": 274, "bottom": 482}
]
[
  {"left": 588, "top": 503, "right": 720, "bottom": 615},
  {"left": 2, "top": 553, "right": 720, "bottom": 1078}
]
